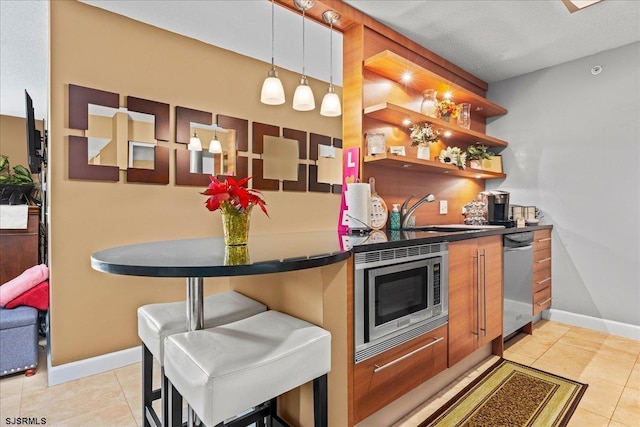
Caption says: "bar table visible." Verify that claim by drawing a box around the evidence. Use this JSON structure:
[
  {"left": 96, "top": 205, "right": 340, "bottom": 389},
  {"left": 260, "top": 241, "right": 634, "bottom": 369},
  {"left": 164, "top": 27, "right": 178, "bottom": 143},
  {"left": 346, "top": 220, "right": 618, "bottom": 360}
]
[{"left": 91, "top": 230, "right": 350, "bottom": 427}]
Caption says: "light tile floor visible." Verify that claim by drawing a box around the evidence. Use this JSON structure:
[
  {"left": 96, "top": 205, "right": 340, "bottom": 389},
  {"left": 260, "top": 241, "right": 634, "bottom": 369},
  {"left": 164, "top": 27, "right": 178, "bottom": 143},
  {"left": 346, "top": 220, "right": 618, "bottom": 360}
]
[{"left": 1, "top": 320, "right": 638, "bottom": 426}]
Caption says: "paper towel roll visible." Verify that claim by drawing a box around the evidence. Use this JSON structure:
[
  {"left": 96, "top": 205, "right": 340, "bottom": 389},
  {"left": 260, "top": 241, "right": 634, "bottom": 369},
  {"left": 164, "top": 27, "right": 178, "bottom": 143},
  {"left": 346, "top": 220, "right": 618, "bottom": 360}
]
[{"left": 346, "top": 183, "right": 371, "bottom": 230}]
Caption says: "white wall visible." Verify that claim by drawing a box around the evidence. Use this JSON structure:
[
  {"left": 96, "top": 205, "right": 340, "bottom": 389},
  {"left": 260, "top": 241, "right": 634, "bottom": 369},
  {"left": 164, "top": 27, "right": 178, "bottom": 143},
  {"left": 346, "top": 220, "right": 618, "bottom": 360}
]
[{"left": 487, "top": 41, "right": 640, "bottom": 327}]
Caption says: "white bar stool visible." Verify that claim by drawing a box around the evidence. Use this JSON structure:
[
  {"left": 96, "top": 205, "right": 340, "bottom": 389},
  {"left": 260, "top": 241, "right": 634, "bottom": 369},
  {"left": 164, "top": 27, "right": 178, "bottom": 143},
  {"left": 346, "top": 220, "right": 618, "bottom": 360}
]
[
  {"left": 138, "top": 291, "right": 267, "bottom": 427},
  {"left": 163, "top": 310, "right": 331, "bottom": 427}
]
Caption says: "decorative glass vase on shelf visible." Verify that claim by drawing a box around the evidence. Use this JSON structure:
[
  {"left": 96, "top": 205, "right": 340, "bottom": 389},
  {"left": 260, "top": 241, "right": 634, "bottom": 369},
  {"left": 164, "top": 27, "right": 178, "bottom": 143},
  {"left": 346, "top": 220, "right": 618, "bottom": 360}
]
[
  {"left": 457, "top": 103, "right": 471, "bottom": 129},
  {"left": 420, "top": 89, "right": 438, "bottom": 118}
]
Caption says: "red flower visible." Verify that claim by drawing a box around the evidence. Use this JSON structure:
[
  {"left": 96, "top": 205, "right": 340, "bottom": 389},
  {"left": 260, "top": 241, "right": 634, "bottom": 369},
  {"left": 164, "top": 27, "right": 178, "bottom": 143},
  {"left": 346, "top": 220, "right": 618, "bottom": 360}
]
[{"left": 201, "top": 176, "right": 268, "bottom": 216}]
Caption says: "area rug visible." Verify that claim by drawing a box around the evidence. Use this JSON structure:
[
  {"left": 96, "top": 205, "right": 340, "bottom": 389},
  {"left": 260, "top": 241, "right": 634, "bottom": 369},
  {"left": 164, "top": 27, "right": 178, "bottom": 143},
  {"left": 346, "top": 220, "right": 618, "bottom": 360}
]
[{"left": 419, "top": 359, "right": 587, "bottom": 427}]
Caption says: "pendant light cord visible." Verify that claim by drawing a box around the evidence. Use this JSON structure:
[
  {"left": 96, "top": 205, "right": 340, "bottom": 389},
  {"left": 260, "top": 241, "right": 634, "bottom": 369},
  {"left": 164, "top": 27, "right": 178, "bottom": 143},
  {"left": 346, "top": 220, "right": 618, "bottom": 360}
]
[
  {"left": 329, "top": 21, "right": 333, "bottom": 87},
  {"left": 270, "top": 0, "right": 275, "bottom": 67},
  {"left": 302, "top": 9, "right": 306, "bottom": 77}
]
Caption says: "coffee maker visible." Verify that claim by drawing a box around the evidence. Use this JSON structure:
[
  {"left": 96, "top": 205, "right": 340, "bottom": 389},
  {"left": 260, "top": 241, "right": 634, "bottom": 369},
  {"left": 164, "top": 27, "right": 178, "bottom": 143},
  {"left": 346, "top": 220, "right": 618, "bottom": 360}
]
[{"left": 480, "top": 190, "right": 512, "bottom": 226}]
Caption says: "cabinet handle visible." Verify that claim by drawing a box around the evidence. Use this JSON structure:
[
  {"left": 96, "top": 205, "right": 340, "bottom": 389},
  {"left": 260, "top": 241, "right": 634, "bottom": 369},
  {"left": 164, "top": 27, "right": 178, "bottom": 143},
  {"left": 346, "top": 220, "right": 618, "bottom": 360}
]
[
  {"left": 536, "top": 277, "right": 551, "bottom": 285},
  {"left": 373, "top": 336, "right": 444, "bottom": 373},
  {"left": 481, "top": 249, "right": 487, "bottom": 337},
  {"left": 475, "top": 252, "right": 481, "bottom": 341},
  {"left": 537, "top": 238, "right": 551, "bottom": 242},
  {"left": 537, "top": 297, "right": 552, "bottom": 306},
  {"left": 536, "top": 257, "right": 552, "bottom": 264}
]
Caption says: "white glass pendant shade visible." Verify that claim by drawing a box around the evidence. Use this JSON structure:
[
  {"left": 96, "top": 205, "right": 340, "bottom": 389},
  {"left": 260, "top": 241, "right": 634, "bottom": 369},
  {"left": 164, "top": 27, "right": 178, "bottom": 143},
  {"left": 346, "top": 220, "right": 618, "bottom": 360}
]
[
  {"left": 209, "top": 137, "right": 222, "bottom": 153},
  {"left": 261, "top": 67, "right": 285, "bottom": 105},
  {"left": 293, "top": 76, "right": 315, "bottom": 111},
  {"left": 320, "top": 86, "right": 341, "bottom": 117},
  {"left": 188, "top": 132, "right": 202, "bottom": 151}
]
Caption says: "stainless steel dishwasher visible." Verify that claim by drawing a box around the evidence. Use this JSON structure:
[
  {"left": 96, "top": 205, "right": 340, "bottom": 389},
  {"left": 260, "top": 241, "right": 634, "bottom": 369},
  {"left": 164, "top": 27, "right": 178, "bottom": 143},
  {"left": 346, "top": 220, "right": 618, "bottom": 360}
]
[{"left": 503, "top": 232, "right": 534, "bottom": 337}]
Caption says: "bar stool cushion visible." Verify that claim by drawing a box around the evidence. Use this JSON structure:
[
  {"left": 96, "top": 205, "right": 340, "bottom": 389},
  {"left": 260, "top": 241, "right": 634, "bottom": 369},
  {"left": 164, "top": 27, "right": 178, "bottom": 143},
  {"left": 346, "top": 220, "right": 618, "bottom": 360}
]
[
  {"left": 137, "top": 291, "right": 266, "bottom": 364},
  {"left": 164, "top": 310, "right": 331, "bottom": 427}
]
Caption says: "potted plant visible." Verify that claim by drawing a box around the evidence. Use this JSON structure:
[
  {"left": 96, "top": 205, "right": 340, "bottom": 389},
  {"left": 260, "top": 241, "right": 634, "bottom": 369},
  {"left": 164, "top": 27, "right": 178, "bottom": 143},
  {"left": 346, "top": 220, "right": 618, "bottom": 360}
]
[
  {"left": 0, "top": 155, "right": 35, "bottom": 205},
  {"left": 466, "top": 144, "right": 492, "bottom": 169}
]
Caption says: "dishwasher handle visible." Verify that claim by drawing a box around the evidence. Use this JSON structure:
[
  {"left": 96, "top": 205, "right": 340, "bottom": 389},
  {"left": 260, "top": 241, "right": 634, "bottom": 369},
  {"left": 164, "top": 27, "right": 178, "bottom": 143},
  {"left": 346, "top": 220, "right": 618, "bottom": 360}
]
[{"left": 504, "top": 245, "right": 533, "bottom": 252}]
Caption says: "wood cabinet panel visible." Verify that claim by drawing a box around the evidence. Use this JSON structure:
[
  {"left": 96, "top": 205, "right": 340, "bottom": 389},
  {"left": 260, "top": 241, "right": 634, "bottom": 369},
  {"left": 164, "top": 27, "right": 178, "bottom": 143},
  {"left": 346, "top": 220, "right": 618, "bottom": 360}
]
[
  {"left": 533, "top": 230, "right": 552, "bottom": 315},
  {"left": 448, "top": 236, "right": 503, "bottom": 367},
  {"left": 533, "top": 249, "right": 552, "bottom": 271},
  {"left": 448, "top": 239, "right": 478, "bottom": 367},
  {"left": 533, "top": 286, "right": 552, "bottom": 314},
  {"left": 353, "top": 325, "right": 448, "bottom": 423}
]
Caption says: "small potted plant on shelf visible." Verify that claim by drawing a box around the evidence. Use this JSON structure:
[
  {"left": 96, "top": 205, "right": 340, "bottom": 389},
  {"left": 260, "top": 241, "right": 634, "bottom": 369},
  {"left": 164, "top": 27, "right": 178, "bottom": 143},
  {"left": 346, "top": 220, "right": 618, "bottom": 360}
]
[
  {"left": 437, "top": 99, "right": 459, "bottom": 122},
  {"left": 0, "top": 154, "right": 36, "bottom": 205},
  {"left": 438, "top": 146, "right": 466, "bottom": 169},
  {"left": 466, "top": 144, "right": 492, "bottom": 169},
  {"left": 410, "top": 123, "right": 441, "bottom": 160}
]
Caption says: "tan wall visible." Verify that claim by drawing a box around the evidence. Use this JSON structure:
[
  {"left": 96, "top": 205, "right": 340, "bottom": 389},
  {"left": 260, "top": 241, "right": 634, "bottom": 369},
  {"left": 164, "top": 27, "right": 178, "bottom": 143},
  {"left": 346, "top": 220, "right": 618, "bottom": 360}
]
[{"left": 50, "top": 0, "right": 343, "bottom": 367}]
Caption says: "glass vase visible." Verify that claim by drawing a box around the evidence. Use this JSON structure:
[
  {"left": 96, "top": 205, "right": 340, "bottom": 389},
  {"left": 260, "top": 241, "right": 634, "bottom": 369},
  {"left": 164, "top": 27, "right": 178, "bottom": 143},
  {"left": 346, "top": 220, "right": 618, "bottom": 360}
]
[
  {"left": 220, "top": 204, "right": 252, "bottom": 246},
  {"left": 457, "top": 103, "right": 471, "bottom": 129},
  {"left": 420, "top": 89, "right": 438, "bottom": 118},
  {"left": 224, "top": 245, "right": 250, "bottom": 265}
]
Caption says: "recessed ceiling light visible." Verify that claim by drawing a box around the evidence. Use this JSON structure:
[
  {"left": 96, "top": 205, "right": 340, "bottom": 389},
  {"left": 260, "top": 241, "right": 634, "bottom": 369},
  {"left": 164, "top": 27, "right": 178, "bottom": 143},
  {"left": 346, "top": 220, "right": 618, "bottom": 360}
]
[
  {"left": 562, "top": 0, "right": 605, "bottom": 13},
  {"left": 401, "top": 72, "right": 412, "bottom": 83},
  {"left": 402, "top": 118, "right": 411, "bottom": 126}
]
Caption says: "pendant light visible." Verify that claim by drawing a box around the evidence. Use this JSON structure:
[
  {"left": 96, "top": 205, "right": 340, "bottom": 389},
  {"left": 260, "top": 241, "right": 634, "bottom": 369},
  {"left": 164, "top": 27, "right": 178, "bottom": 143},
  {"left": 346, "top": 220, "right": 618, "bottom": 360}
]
[
  {"left": 260, "top": 0, "right": 285, "bottom": 105},
  {"left": 292, "top": 0, "right": 315, "bottom": 111},
  {"left": 188, "top": 132, "right": 202, "bottom": 151},
  {"left": 320, "top": 10, "right": 341, "bottom": 117},
  {"left": 208, "top": 129, "right": 222, "bottom": 153}
]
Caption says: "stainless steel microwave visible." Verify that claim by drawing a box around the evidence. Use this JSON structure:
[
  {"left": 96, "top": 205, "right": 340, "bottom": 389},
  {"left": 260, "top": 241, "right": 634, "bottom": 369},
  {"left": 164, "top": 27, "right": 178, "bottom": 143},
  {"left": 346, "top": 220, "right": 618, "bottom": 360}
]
[{"left": 354, "top": 242, "right": 448, "bottom": 363}]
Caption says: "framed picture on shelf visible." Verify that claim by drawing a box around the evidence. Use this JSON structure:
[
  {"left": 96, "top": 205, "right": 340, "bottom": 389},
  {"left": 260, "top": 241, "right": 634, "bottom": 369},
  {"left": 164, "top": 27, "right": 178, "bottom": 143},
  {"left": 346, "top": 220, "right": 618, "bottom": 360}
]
[
  {"left": 366, "top": 133, "right": 386, "bottom": 156},
  {"left": 388, "top": 146, "right": 406, "bottom": 156},
  {"left": 482, "top": 155, "right": 503, "bottom": 173}
]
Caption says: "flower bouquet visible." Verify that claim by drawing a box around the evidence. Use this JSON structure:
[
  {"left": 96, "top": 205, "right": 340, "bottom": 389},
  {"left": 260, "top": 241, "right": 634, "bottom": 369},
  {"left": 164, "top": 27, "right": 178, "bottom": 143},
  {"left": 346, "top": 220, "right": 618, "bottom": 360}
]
[
  {"left": 410, "top": 123, "right": 442, "bottom": 147},
  {"left": 437, "top": 99, "right": 459, "bottom": 121},
  {"left": 202, "top": 176, "right": 268, "bottom": 245},
  {"left": 438, "top": 146, "right": 467, "bottom": 169}
]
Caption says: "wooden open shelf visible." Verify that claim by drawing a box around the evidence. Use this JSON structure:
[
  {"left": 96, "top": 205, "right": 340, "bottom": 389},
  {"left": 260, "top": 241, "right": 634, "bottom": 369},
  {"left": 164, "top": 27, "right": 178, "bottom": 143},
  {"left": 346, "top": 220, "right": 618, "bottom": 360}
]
[
  {"left": 364, "top": 102, "right": 508, "bottom": 149},
  {"left": 364, "top": 153, "right": 507, "bottom": 180},
  {"left": 364, "top": 50, "right": 508, "bottom": 118}
]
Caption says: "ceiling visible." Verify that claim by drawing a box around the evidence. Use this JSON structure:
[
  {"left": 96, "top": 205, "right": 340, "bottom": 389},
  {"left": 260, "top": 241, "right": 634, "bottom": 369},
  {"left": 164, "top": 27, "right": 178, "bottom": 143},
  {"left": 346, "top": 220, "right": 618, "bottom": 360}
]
[{"left": 1, "top": 0, "right": 639, "bottom": 120}]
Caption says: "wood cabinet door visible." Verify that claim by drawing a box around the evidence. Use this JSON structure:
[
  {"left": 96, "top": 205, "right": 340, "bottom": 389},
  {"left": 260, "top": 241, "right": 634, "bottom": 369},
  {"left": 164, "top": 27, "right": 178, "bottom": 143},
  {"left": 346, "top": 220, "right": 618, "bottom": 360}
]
[
  {"left": 447, "top": 239, "right": 479, "bottom": 367},
  {"left": 478, "top": 235, "right": 503, "bottom": 345},
  {"left": 353, "top": 325, "right": 448, "bottom": 423}
]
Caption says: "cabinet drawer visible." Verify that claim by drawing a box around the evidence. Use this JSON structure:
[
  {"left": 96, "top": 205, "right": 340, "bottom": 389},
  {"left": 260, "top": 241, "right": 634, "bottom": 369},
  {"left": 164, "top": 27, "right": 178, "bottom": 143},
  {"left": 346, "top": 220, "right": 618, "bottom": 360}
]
[
  {"left": 533, "top": 249, "right": 552, "bottom": 271},
  {"left": 533, "top": 286, "right": 552, "bottom": 315},
  {"left": 353, "top": 325, "right": 448, "bottom": 423},
  {"left": 533, "top": 230, "right": 551, "bottom": 251},
  {"left": 533, "top": 268, "right": 551, "bottom": 293}
]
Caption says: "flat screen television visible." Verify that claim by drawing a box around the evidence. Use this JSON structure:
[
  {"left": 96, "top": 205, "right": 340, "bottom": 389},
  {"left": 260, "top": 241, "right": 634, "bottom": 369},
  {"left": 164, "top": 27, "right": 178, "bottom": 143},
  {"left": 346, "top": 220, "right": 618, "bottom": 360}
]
[{"left": 25, "top": 90, "right": 43, "bottom": 174}]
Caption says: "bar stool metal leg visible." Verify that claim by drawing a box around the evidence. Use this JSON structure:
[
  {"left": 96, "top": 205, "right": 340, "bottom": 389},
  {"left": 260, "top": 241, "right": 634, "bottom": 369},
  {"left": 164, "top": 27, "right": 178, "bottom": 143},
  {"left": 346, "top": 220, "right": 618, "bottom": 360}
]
[{"left": 313, "top": 374, "right": 328, "bottom": 427}]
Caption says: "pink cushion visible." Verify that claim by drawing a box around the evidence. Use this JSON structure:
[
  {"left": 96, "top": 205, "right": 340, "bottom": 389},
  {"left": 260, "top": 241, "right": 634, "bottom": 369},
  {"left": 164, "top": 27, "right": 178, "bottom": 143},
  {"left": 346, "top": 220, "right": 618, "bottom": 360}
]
[
  {"left": 0, "top": 264, "right": 49, "bottom": 307},
  {"left": 5, "top": 280, "right": 49, "bottom": 310}
]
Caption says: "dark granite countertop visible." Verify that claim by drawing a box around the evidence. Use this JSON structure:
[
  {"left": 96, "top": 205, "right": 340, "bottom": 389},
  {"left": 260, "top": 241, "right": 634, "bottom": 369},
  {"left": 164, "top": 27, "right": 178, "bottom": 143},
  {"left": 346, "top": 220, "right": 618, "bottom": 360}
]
[
  {"left": 347, "top": 224, "right": 553, "bottom": 252},
  {"left": 91, "top": 225, "right": 552, "bottom": 278},
  {"left": 91, "top": 231, "right": 351, "bottom": 278}
]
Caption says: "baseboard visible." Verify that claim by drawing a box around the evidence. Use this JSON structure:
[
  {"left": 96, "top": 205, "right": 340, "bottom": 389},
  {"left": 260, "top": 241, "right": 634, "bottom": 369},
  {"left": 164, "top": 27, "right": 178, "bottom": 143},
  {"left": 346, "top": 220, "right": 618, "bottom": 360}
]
[
  {"left": 48, "top": 345, "right": 140, "bottom": 386},
  {"left": 543, "top": 309, "right": 640, "bottom": 340}
]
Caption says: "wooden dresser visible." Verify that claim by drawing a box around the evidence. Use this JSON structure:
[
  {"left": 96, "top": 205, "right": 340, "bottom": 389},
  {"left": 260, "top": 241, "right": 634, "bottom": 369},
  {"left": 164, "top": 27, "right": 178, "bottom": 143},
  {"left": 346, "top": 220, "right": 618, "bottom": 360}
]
[{"left": 0, "top": 206, "right": 40, "bottom": 284}]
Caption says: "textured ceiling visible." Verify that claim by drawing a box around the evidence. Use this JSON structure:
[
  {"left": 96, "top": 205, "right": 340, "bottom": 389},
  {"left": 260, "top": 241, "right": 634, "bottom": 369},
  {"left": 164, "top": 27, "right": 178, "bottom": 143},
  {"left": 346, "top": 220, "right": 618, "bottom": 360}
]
[
  {"left": 1, "top": 0, "right": 639, "bottom": 119},
  {"left": 344, "top": 0, "right": 640, "bottom": 84}
]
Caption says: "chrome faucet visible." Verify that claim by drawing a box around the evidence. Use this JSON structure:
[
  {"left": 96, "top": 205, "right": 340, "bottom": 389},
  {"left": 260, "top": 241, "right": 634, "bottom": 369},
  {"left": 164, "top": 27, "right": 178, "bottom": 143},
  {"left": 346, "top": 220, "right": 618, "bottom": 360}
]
[{"left": 401, "top": 194, "right": 436, "bottom": 229}]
